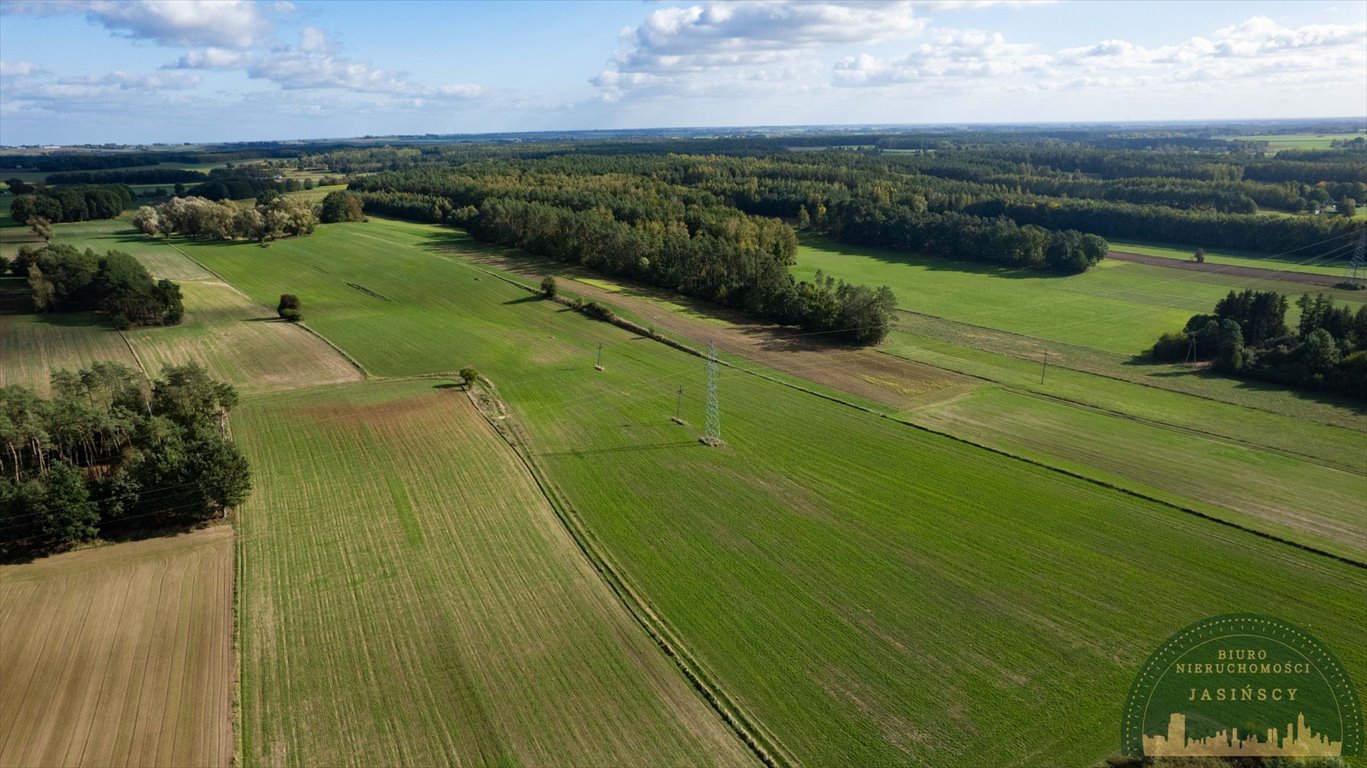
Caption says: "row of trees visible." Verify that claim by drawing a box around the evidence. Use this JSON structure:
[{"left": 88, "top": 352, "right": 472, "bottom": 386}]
[
  {"left": 0, "top": 363, "right": 250, "bottom": 558},
  {"left": 132, "top": 194, "right": 317, "bottom": 243},
  {"left": 13, "top": 244, "right": 183, "bottom": 328},
  {"left": 1152, "top": 289, "right": 1367, "bottom": 396},
  {"left": 10, "top": 184, "right": 135, "bottom": 223}
]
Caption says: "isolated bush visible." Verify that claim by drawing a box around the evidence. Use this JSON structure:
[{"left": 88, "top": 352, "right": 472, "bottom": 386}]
[
  {"left": 540, "top": 275, "right": 558, "bottom": 298},
  {"left": 277, "top": 293, "right": 302, "bottom": 322},
  {"left": 459, "top": 367, "right": 478, "bottom": 388}
]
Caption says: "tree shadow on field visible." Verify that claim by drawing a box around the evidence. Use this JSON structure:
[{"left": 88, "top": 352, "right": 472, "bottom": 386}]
[{"left": 502, "top": 294, "right": 540, "bottom": 305}]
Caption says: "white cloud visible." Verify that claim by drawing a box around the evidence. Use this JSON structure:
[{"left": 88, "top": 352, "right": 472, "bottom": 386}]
[
  {"left": 836, "top": 16, "right": 1367, "bottom": 93},
  {"left": 0, "top": 60, "right": 44, "bottom": 78},
  {"left": 169, "top": 28, "right": 483, "bottom": 101},
  {"left": 3, "top": 0, "right": 276, "bottom": 48},
  {"left": 834, "top": 28, "right": 1047, "bottom": 86},
  {"left": 595, "top": 1, "right": 928, "bottom": 100},
  {"left": 168, "top": 47, "right": 247, "bottom": 70}
]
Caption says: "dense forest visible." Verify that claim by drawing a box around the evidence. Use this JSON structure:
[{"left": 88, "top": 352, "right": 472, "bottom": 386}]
[
  {"left": 9, "top": 183, "right": 134, "bottom": 223},
  {"left": 0, "top": 363, "right": 251, "bottom": 559},
  {"left": 1153, "top": 289, "right": 1367, "bottom": 397}
]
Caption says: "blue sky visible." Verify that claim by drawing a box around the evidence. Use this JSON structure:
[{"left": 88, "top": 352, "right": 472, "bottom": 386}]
[{"left": 1, "top": 0, "right": 1364, "bottom": 145}]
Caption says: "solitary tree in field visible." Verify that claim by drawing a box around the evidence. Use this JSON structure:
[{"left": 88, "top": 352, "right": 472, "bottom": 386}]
[
  {"left": 540, "top": 275, "right": 558, "bottom": 298},
  {"left": 459, "top": 367, "right": 478, "bottom": 389},
  {"left": 28, "top": 217, "right": 53, "bottom": 243},
  {"left": 277, "top": 293, "right": 302, "bottom": 322},
  {"left": 797, "top": 206, "right": 811, "bottom": 229},
  {"left": 1193, "top": 247, "right": 1205, "bottom": 263}
]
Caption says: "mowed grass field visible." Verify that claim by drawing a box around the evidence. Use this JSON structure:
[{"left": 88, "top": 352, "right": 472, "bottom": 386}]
[
  {"left": 0, "top": 527, "right": 233, "bottom": 768},
  {"left": 907, "top": 386, "right": 1367, "bottom": 559},
  {"left": 179, "top": 219, "right": 1367, "bottom": 767},
  {"left": 792, "top": 236, "right": 1367, "bottom": 356},
  {"left": 1108, "top": 238, "right": 1357, "bottom": 277},
  {"left": 233, "top": 379, "right": 753, "bottom": 767}
]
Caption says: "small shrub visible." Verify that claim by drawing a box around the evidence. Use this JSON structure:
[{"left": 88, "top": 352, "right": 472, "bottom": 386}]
[
  {"left": 459, "top": 367, "right": 478, "bottom": 389},
  {"left": 277, "top": 293, "right": 302, "bottom": 321},
  {"left": 540, "top": 275, "right": 558, "bottom": 298}
]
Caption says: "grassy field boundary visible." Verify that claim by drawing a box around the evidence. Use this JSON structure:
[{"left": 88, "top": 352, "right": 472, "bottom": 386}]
[
  {"left": 463, "top": 376, "right": 793, "bottom": 768},
  {"left": 894, "top": 308, "right": 1367, "bottom": 431},
  {"left": 877, "top": 346, "right": 1365, "bottom": 476},
  {"left": 162, "top": 238, "right": 372, "bottom": 378}
]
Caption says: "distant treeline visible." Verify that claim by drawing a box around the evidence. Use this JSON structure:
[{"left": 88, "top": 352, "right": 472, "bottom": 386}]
[
  {"left": 44, "top": 168, "right": 209, "bottom": 185},
  {"left": 0, "top": 363, "right": 250, "bottom": 558},
  {"left": 351, "top": 168, "right": 898, "bottom": 343},
  {"left": 1153, "top": 289, "right": 1367, "bottom": 398},
  {"left": 9, "top": 184, "right": 134, "bottom": 223},
  {"left": 0, "top": 153, "right": 202, "bottom": 173},
  {"left": 10, "top": 244, "right": 184, "bottom": 328},
  {"left": 337, "top": 145, "right": 1366, "bottom": 264}
]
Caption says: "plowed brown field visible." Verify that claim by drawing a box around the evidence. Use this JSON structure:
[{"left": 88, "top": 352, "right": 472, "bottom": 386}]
[{"left": 0, "top": 527, "right": 233, "bottom": 768}]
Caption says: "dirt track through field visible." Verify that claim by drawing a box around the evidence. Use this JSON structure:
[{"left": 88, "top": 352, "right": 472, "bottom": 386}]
[
  {"left": 0, "top": 527, "right": 233, "bottom": 768},
  {"left": 1108, "top": 250, "right": 1348, "bottom": 286}
]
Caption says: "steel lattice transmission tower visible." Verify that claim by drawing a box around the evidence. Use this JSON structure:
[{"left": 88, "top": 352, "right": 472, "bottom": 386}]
[{"left": 701, "top": 341, "right": 723, "bottom": 446}]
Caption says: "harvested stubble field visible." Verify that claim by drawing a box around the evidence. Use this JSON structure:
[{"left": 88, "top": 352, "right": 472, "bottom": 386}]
[
  {"left": 0, "top": 527, "right": 233, "bottom": 768},
  {"left": 179, "top": 218, "right": 1367, "bottom": 767},
  {"left": 232, "top": 379, "right": 754, "bottom": 768},
  {"left": 0, "top": 311, "right": 141, "bottom": 395}
]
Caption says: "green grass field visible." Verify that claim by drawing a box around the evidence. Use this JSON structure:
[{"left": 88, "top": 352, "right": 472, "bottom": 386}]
[
  {"left": 1108, "top": 238, "right": 1357, "bottom": 277},
  {"left": 176, "top": 218, "right": 1367, "bottom": 767},
  {"left": 1231, "top": 132, "right": 1366, "bottom": 150},
  {"left": 792, "top": 236, "right": 1366, "bottom": 357},
  {"left": 233, "top": 380, "right": 753, "bottom": 767},
  {"left": 907, "top": 386, "right": 1366, "bottom": 559}
]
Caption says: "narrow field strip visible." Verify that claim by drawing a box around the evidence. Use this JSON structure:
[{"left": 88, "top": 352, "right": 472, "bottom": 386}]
[{"left": 0, "top": 527, "right": 233, "bottom": 768}]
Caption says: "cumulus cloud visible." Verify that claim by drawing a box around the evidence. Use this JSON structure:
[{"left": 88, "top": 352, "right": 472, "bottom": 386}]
[
  {"left": 169, "top": 28, "right": 483, "bottom": 101},
  {"left": 167, "top": 47, "right": 247, "bottom": 70},
  {"left": 834, "top": 28, "right": 1047, "bottom": 86},
  {"left": 836, "top": 16, "right": 1367, "bottom": 93},
  {"left": 3, "top": 0, "right": 276, "bottom": 48},
  {"left": 595, "top": 1, "right": 927, "bottom": 100},
  {"left": 0, "top": 60, "right": 44, "bottom": 78}
]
